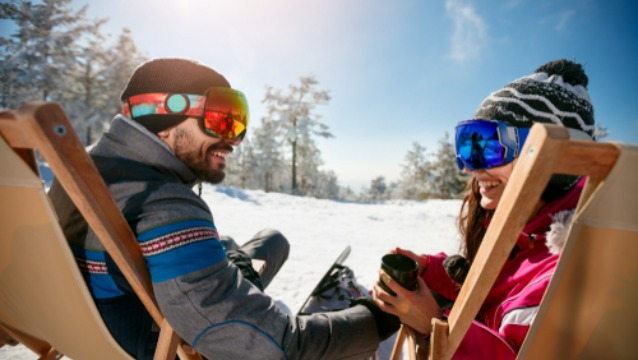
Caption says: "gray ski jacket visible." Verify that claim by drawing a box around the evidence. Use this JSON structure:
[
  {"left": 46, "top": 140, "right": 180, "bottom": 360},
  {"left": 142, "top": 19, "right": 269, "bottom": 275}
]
[{"left": 49, "top": 115, "right": 380, "bottom": 359}]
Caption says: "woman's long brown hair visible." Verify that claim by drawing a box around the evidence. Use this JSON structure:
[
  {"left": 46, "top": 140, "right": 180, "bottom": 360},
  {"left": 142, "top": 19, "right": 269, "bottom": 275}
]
[{"left": 457, "top": 178, "right": 494, "bottom": 264}]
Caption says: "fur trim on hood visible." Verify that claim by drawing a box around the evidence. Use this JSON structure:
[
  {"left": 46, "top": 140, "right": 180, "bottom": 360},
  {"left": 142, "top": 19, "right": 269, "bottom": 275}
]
[{"left": 546, "top": 209, "right": 575, "bottom": 254}]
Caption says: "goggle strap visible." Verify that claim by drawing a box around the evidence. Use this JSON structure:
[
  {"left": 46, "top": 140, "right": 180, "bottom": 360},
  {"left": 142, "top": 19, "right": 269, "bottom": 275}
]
[
  {"left": 122, "top": 101, "right": 131, "bottom": 118},
  {"left": 514, "top": 127, "right": 530, "bottom": 157},
  {"left": 121, "top": 93, "right": 206, "bottom": 119},
  {"left": 512, "top": 127, "right": 591, "bottom": 156}
]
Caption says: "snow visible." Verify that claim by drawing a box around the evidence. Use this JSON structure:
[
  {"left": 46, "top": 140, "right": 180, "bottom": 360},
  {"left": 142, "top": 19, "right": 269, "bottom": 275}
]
[{"left": 0, "top": 184, "right": 462, "bottom": 360}]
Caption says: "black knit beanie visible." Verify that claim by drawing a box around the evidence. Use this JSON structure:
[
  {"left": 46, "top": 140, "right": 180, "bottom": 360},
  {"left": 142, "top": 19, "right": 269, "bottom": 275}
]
[
  {"left": 120, "top": 58, "right": 231, "bottom": 133},
  {"left": 473, "top": 59, "right": 596, "bottom": 201}
]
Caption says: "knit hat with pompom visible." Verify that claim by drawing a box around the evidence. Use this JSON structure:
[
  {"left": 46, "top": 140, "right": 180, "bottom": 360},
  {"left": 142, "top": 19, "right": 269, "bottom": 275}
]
[{"left": 474, "top": 58, "right": 596, "bottom": 200}]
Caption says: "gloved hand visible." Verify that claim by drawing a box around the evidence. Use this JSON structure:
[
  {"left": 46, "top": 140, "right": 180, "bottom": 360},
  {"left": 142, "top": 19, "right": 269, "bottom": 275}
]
[
  {"left": 443, "top": 254, "right": 469, "bottom": 285},
  {"left": 227, "top": 249, "right": 264, "bottom": 291},
  {"left": 350, "top": 297, "right": 401, "bottom": 341}
]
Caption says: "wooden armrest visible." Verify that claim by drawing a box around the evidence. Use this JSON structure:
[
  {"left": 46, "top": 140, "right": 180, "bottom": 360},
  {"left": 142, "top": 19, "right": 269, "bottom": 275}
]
[{"left": 0, "top": 327, "right": 18, "bottom": 347}]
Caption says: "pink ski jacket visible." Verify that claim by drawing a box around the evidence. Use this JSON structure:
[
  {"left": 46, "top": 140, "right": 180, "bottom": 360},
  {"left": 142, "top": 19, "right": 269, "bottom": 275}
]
[{"left": 422, "top": 178, "right": 584, "bottom": 359}]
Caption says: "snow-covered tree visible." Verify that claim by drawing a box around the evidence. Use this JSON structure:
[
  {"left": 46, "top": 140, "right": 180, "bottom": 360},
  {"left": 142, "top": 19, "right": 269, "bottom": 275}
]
[
  {"left": 295, "top": 141, "right": 324, "bottom": 196},
  {"left": 392, "top": 133, "right": 468, "bottom": 200},
  {"left": 67, "top": 27, "right": 146, "bottom": 145},
  {"left": 248, "top": 117, "right": 288, "bottom": 192},
  {"left": 224, "top": 137, "right": 252, "bottom": 189},
  {"left": 395, "top": 142, "right": 432, "bottom": 199},
  {"left": 368, "top": 176, "right": 389, "bottom": 201},
  {"left": 338, "top": 186, "right": 358, "bottom": 202},
  {"left": 0, "top": 1, "right": 146, "bottom": 145},
  {"left": 427, "top": 132, "right": 468, "bottom": 199},
  {"left": 61, "top": 19, "right": 110, "bottom": 144},
  {"left": 262, "top": 75, "right": 333, "bottom": 195},
  {"left": 0, "top": 0, "right": 100, "bottom": 106},
  {"left": 312, "top": 169, "right": 340, "bottom": 200},
  {"left": 228, "top": 112, "right": 345, "bottom": 199},
  {"left": 102, "top": 28, "right": 147, "bottom": 114}
]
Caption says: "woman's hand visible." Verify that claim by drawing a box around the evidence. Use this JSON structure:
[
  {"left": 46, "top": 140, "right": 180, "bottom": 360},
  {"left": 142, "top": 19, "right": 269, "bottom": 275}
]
[
  {"left": 371, "top": 270, "right": 442, "bottom": 335},
  {"left": 391, "top": 247, "right": 429, "bottom": 276}
]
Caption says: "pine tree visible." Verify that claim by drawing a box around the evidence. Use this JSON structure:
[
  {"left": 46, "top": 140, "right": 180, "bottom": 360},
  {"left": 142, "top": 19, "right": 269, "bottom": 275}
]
[
  {"left": 262, "top": 75, "right": 333, "bottom": 195},
  {"left": 396, "top": 142, "right": 432, "bottom": 199},
  {"left": 296, "top": 141, "right": 324, "bottom": 196},
  {"left": 392, "top": 133, "right": 469, "bottom": 200},
  {"left": 227, "top": 137, "right": 270, "bottom": 190},
  {"left": 249, "top": 117, "right": 287, "bottom": 192},
  {"left": 428, "top": 132, "right": 468, "bottom": 199},
  {"left": 0, "top": 0, "right": 100, "bottom": 107},
  {"left": 338, "top": 186, "right": 358, "bottom": 202},
  {"left": 83, "top": 27, "right": 148, "bottom": 144},
  {"left": 313, "top": 169, "right": 340, "bottom": 200},
  {"left": 368, "top": 176, "right": 389, "bottom": 201},
  {"left": 103, "top": 28, "right": 147, "bottom": 115},
  {"left": 0, "top": 1, "right": 146, "bottom": 145},
  {"left": 62, "top": 19, "right": 110, "bottom": 144}
]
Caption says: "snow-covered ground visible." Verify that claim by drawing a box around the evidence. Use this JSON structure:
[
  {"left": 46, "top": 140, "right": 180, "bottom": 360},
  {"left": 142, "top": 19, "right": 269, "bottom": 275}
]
[{"left": 0, "top": 184, "right": 462, "bottom": 360}]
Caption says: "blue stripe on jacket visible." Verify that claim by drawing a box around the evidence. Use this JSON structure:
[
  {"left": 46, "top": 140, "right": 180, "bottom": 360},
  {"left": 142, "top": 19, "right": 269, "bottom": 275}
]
[
  {"left": 138, "top": 219, "right": 227, "bottom": 282},
  {"left": 71, "top": 245, "right": 125, "bottom": 299}
]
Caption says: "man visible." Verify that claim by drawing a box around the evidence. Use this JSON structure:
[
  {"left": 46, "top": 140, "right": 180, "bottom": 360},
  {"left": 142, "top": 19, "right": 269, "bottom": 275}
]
[{"left": 49, "top": 58, "right": 398, "bottom": 359}]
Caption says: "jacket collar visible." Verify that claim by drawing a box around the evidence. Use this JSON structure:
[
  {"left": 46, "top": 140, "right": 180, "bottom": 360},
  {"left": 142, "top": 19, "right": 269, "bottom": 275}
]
[
  {"left": 95, "top": 115, "right": 198, "bottom": 186},
  {"left": 516, "top": 177, "right": 585, "bottom": 251}
]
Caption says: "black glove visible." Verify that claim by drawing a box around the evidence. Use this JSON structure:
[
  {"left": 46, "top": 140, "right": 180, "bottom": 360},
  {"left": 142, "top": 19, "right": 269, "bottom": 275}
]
[
  {"left": 443, "top": 254, "right": 469, "bottom": 285},
  {"left": 350, "top": 297, "right": 401, "bottom": 341},
  {"left": 227, "top": 249, "right": 264, "bottom": 291}
]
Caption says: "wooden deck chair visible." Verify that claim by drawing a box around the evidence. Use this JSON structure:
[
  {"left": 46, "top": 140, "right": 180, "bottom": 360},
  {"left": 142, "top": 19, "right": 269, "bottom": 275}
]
[
  {"left": 0, "top": 102, "right": 202, "bottom": 360},
  {"left": 518, "top": 132, "right": 638, "bottom": 359},
  {"left": 390, "top": 325, "right": 420, "bottom": 360},
  {"left": 391, "top": 123, "right": 635, "bottom": 359}
]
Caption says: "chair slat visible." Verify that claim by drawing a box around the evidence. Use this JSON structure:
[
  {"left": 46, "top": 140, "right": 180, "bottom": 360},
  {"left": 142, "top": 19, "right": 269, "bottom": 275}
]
[{"left": 0, "top": 102, "right": 201, "bottom": 360}]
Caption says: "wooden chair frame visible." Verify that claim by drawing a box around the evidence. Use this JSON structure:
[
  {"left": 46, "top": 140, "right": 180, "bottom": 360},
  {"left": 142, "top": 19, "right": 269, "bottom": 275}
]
[
  {"left": 0, "top": 102, "right": 202, "bottom": 359},
  {"left": 391, "top": 123, "right": 621, "bottom": 359}
]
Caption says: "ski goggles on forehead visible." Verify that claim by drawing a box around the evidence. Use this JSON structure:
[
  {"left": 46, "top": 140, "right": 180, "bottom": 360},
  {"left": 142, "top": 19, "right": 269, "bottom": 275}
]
[
  {"left": 122, "top": 87, "right": 249, "bottom": 140},
  {"left": 454, "top": 119, "right": 529, "bottom": 171}
]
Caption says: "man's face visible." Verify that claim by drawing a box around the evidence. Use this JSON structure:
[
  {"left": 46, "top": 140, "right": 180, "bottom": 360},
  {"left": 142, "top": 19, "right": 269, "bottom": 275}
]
[{"left": 166, "top": 117, "right": 240, "bottom": 184}]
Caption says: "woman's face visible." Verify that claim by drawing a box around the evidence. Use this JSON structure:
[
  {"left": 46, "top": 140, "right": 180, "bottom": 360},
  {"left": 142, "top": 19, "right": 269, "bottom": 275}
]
[{"left": 464, "top": 160, "right": 516, "bottom": 210}]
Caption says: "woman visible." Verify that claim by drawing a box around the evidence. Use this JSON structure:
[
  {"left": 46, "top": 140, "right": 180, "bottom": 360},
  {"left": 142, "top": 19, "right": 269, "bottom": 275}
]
[{"left": 372, "top": 59, "right": 596, "bottom": 359}]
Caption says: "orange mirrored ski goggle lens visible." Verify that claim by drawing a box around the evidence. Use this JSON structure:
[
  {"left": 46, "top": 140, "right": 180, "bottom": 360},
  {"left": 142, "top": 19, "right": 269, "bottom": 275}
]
[
  {"left": 200, "top": 88, "right": 249, "bottom": 140},
  {"left": 122, "top": 87, "right": 249, "bottom": 140}
]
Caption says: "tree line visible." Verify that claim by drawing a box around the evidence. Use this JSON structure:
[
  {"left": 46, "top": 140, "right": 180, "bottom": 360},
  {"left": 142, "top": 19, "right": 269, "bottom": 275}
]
[
  {"left": 1, "top": 0, "right": 147, "bottom": 144},
  {"left": 1, "top": 0, "right": 469, "bottom": 202},
  {"left": 220, "top": 75, "right": 468, "bottom": 202}
]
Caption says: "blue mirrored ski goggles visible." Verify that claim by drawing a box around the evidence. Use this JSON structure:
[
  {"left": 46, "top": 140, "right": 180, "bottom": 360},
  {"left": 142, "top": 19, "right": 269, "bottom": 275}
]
[{"left": 454, "top": 119, "right": 530, "bottom": 171}]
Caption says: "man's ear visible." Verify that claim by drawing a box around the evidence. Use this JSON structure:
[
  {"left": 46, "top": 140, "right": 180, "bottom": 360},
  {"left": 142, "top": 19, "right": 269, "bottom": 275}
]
[
  {"left": 157, "top": 127, "right": 173, "bottom": 149},
  {"left": 157, "top": 128, "right": 171, "bottom": 140}
]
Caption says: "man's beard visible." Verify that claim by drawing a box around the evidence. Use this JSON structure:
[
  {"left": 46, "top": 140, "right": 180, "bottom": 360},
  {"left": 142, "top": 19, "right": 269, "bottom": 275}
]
[{"left": 172, "top": 128, "right": 228, "bottom": 184}]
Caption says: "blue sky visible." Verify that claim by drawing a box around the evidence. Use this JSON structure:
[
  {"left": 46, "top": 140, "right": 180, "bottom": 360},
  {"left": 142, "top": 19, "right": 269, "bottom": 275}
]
[{"left": 35, "top": 1, "right": 638, "bottom": 189}]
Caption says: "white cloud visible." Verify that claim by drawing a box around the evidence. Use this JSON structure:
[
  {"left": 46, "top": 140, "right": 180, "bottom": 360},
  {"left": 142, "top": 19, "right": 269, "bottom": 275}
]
[
  {"left": 556, "top": 9, "right": 575, "bottom": 31},
  {"left": 502, "top": 0, "right": 525, "bottom": 11},
  {"left": 445, "top": 0, "right": 488, "bottom": 62}
]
